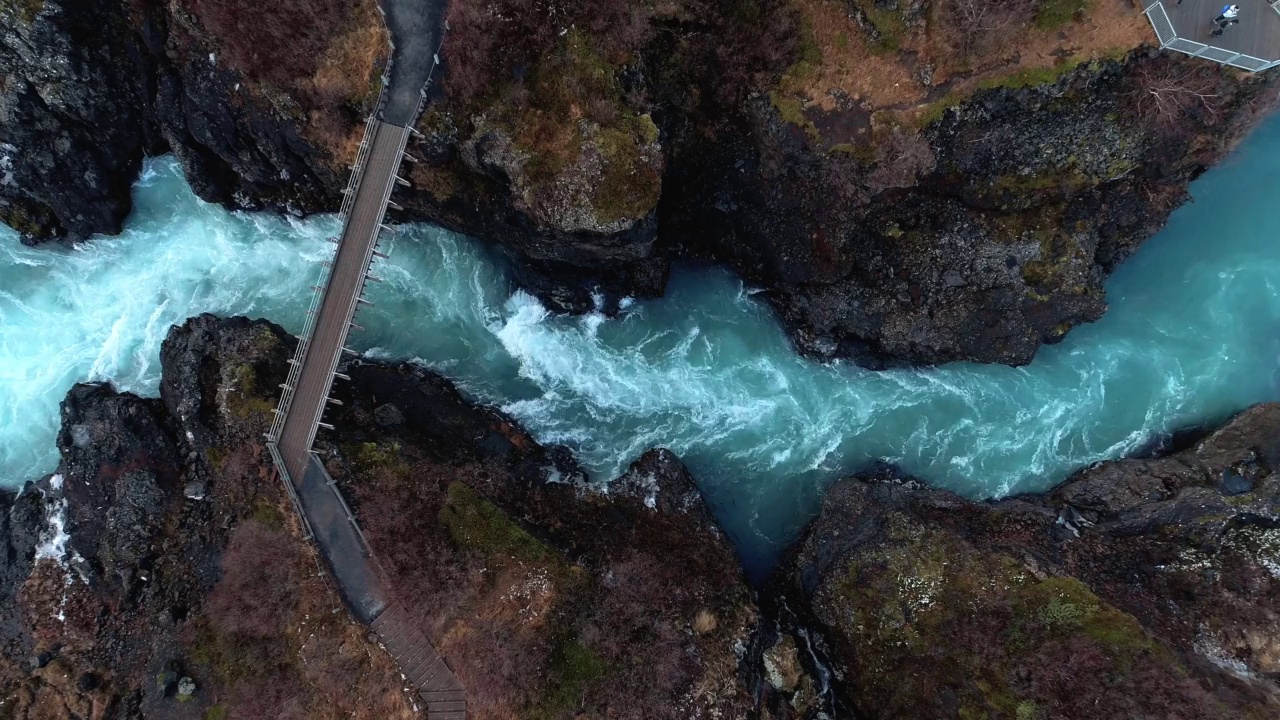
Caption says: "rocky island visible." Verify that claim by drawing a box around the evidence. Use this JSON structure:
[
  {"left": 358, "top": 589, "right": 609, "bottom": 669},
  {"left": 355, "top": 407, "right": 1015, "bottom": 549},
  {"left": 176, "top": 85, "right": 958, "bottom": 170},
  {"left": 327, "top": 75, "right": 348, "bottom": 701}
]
[{"left": 2, "top": 0, "right": 1280, "bottom": 718}]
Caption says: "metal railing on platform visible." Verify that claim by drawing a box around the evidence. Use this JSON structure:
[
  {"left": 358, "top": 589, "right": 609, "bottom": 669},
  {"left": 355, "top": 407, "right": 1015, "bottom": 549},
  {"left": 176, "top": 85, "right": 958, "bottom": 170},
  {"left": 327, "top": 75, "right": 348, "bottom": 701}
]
[{"left": 1144, "top": 1, "right": 1280, "bottom": 72}]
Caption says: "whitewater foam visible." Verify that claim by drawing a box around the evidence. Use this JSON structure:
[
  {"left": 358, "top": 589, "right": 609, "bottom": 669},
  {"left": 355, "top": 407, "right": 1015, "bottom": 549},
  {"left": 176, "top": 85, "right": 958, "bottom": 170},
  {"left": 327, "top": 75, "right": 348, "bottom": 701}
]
[{"left": 5, "top": 117, "right": 1280, "bottom": 572}]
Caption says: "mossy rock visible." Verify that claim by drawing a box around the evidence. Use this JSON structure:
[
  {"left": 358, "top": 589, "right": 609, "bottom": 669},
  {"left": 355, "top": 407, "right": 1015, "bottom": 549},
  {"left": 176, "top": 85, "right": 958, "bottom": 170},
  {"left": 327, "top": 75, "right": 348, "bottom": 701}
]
[
  {"left": 590, "top": 116, "right": 662, "bottom": 223},
  {"left": 0, "top": 0, "right": 43, "bottom": 24},
  {"left": 222, "top": 363, "right": 275, "bottom": 421},
  {"left": 814, "top": 517, "right": 1192, "bottom": 718},
  {"left": 439, "top": 482, "right": 560, "bottom": 566},
  {"left": 0, "top": 199, "right": 60, "bottom": 240}
]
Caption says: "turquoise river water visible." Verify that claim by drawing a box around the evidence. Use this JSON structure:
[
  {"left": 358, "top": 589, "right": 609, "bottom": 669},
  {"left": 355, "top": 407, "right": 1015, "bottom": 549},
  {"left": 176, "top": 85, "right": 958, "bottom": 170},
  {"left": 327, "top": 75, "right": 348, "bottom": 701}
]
[{"left": 4, "top": 117, "right": 1280, "bottom": 573}]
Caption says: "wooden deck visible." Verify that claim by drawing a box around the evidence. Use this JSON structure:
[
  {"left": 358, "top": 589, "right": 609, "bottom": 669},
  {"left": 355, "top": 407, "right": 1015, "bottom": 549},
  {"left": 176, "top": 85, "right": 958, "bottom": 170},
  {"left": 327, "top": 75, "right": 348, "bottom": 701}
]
[
  {"left": 373, "top": 604, "right": 467, "bottom": 719},
  {"left": 1162, "top": 0, "right": 1280, "bottom": 60},
  {"left": 274, "top": 119, "right": 408, "bottom": 484}
]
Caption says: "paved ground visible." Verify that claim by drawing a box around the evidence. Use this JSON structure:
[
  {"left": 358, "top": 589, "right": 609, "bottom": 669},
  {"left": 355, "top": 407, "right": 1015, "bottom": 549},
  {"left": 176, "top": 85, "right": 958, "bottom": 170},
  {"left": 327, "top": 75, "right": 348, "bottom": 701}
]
[
  {"left": 1163, "top": 0, "right": 1280, "bottom": 60},
  {"left": 299, "top": 455, "right": 387, "bottom": 621},
  {"left": 382, "top": 0, "right": 447, "bottom": 126}
]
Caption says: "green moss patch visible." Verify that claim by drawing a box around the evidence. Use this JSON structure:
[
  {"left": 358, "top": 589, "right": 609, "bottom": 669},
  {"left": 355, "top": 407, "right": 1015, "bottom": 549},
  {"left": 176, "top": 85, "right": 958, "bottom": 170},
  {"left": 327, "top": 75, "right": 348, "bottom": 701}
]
[
  {"left": 223, "top": 364, "right": 275, "bottom": 421},
  {"left": 439, "top": 482, "right": 558, "bottom": 565},
  {"left": 526, "top": 634, "right": 607, "bottom": 720},
  {"left": 851, "top": 0, "right": 908, "bottom": 52},
  {"left": 250, "top": 496, "right": 285, "bottom": 530},
  {"left": 0, "top": 0, "right": 43, "bottom": 24},
  {"left": 1035, "top": 0, "right": 1092, "bottom": 30},
  {"left": 344, "top": 441, "right": 408, "bottom": 477},
  {"left": 591, "top": 116, "right": 663, "bottom": 223}
]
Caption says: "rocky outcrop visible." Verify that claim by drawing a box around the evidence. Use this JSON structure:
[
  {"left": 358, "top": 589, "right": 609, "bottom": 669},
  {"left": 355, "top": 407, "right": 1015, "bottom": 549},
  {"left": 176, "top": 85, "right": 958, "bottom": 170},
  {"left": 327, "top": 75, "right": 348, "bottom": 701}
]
[
  {"left": 0, "top": 314, "right": 789, "bottom": 718},
  {"left": 0, "top": 0, "right": 383, "bottom": 242},
  {"left": 7, "top": 1, "right": 1277, "bottom": 366},
  {"left": 773, "top": 404, "right": 1280, "bottom": 719},
  {"left": 319, "top": 357, "right": 767, "bottom": 718},
  {"left": 663, "top": 53, "right": 1278, "bottom": 365}
]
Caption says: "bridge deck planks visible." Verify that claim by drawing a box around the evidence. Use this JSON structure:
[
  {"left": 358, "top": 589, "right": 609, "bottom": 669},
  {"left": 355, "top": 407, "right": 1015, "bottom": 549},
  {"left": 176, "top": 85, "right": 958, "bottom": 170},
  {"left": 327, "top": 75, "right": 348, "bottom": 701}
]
[
  {"left": 275, "top": 121, "right": 410, "bottom": 483},
  {"left": 372, "top": 603, "right": 464, "bottom": 718}
]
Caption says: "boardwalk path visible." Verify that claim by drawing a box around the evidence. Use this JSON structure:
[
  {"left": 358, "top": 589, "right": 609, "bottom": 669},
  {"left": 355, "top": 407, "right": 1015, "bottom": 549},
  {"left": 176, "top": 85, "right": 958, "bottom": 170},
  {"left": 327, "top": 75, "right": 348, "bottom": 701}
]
[{"left": 266, "top": 1, "right": 464, "bottom": 717}]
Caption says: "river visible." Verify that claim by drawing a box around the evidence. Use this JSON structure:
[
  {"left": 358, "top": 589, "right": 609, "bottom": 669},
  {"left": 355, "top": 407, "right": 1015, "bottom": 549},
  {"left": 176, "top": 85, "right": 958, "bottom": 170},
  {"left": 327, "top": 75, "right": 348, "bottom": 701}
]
[{"left": 3, "top": 115, "right": 1280, "bottom": 574}]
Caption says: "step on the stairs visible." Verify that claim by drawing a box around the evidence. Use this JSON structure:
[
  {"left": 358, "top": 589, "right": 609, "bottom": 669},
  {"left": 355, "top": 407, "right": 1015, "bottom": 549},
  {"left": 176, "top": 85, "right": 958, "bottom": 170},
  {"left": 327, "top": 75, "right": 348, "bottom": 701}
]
[
  {"left": 373, "top": 604, "right": 466, "bottom": 718},
  {"left": 421, "top": 690, "right": 465, "bottom": 703}
]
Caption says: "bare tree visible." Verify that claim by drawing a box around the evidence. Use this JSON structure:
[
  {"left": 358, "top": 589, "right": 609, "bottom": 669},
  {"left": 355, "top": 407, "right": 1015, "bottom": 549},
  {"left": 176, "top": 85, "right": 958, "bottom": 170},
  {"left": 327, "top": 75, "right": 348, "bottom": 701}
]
[
  {"left": 1126, "top": 60, "right": 1229, "bottom": 137},
  {"left": 867, "top": 127, "right": 937, "bottom": 194},
  {"left": 939, "top": 0, "right": 1036, "bottom": 56}
]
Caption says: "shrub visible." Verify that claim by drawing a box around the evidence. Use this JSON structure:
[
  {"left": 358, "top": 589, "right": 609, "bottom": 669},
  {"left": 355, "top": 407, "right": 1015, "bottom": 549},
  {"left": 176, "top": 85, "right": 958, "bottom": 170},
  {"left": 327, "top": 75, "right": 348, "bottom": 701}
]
[
  {"left": 182, "top": 0, "right": 359, "bottom": 87},
  {"left": 937, "top": 0, "right": 1037, "bottom": 57},
  {"left": 1034, "top": 0, "right": 1091, "bottom": 30},
  {"left": 207, "top": 521, "right": 302, "bottom": 638}
]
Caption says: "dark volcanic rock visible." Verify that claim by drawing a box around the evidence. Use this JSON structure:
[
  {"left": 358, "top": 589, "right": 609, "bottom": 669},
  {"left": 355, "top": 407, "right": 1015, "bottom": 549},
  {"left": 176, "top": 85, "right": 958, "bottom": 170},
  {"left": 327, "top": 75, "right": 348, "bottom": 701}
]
[
  {"left": 0, "top": 487, "right": 44, "bottom": 665},
  {"left": 6, "top": 1, "right": 1276, "bottom": 368},
  {"left": 774, "top": 405, "right": 1280, "bottom": 719},
  {"left": 0, "top": 0, "right": 375, "bottom": 242},
  {"left": 0, "top": 0, "right": 156, "bottom": 241},
  {"left": 2, "top": 315, "right": 790, "bottom": 719},
  {"left": 662, "top": 57, "right": 1278, "bottom": 366}
]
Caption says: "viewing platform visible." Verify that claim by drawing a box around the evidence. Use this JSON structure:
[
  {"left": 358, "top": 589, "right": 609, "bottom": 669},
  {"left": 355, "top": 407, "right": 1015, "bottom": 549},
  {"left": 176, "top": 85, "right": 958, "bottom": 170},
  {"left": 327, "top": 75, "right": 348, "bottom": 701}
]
[{"left": 1145, "top": 0, "right": 1280, "bottom": 71}]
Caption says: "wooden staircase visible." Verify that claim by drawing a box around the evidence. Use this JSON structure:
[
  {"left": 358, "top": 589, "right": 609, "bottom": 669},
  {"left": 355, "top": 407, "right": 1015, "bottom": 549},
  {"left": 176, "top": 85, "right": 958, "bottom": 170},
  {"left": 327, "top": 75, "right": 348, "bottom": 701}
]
[{"left": 372, "top": 603, "right": 466, "bottom": 719}]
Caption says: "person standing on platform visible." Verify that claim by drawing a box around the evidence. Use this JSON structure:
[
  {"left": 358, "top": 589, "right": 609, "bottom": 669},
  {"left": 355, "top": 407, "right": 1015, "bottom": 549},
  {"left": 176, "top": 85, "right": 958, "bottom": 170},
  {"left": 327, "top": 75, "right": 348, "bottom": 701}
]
[{"left": 1211, "top": 4, "right": 1241, "bottom": 36}]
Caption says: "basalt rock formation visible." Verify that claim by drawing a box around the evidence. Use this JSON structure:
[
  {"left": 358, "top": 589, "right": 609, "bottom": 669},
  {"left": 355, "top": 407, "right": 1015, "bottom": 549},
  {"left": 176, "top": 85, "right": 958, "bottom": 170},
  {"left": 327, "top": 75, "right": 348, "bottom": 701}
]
[
  {"left": 772, "top": 404, "right": 1280, "bottom": 719},
  {"left": 0, "top": 0, "right": 384, "bottom": 242},
  {"left": 4, "top": 316, "right": 1280, "bottom": 718},
  {"left": 7, "top": 1, "right": 1278, "bottom": 366},
  {"left": 0, "top": 314, "right": 781, "bottom": 719}
]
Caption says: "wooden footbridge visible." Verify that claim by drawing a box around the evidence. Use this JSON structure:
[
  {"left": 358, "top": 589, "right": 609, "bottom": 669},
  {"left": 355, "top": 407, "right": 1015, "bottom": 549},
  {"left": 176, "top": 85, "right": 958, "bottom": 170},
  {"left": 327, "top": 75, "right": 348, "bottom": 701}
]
[{"left": 265, "top": 1, "right": 464, "bottom": 717}]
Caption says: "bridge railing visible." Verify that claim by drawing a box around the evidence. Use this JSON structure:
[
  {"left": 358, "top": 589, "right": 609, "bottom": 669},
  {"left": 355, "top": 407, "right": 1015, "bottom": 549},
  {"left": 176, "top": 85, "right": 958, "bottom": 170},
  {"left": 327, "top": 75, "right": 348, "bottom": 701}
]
[
  {"left": 268, "top": 78, "right": 387, "bottom": 445},
  {"left": 300, "top": 124, "right": 412, "bottom": 454}
]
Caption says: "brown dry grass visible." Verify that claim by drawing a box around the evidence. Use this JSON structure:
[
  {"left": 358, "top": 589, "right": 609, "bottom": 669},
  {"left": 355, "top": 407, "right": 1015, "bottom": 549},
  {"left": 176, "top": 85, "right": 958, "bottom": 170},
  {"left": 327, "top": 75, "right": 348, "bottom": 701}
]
[
  {"left": 309, "top": 3, "right": 390, "bottom": 164},
  {"left": 292, "top": 549, "right": 419, "bottom": 720},
  {"left": 178, "top": 0, "right": 389, "bottom": 163},
  {"left": 787, "top": 0, "right": 1154, "bottom": 114}
]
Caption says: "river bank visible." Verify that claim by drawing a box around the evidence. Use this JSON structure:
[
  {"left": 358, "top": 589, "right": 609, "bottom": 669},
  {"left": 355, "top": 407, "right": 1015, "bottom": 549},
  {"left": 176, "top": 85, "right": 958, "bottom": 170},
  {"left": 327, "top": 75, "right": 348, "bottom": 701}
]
[
  {"left": 3, "top": 313, "right": 1277, "bottom": 718},
  {"left": 6, "top": 110, "right": 1280, "bottom": 570}
]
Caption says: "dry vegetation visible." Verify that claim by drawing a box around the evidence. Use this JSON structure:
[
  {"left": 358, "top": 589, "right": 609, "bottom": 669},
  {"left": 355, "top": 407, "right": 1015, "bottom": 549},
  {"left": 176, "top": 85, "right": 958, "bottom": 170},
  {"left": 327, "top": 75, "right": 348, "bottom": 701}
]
[
  {"left": 178, "top": 0, "right": 390, "bottom": 162},
  {"left": 190, "top": 516, "right": 418, "bottom": 720},
  {"left": 779, "top": 0, "right": 1153, "bottom": 124},
  {"left": 343, "top": 438, "right": 750, "bottom": 719},
  {"left": 435, "top": 0, "right": 800, "bottom": 219}
]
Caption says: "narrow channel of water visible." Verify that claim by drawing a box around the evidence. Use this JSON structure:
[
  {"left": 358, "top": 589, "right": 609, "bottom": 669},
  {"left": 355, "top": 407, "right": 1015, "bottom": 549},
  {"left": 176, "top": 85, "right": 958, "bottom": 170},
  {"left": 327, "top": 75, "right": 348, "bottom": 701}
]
[{"left": 3, "top": 116, "right": 1279, "bottom": 573}]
